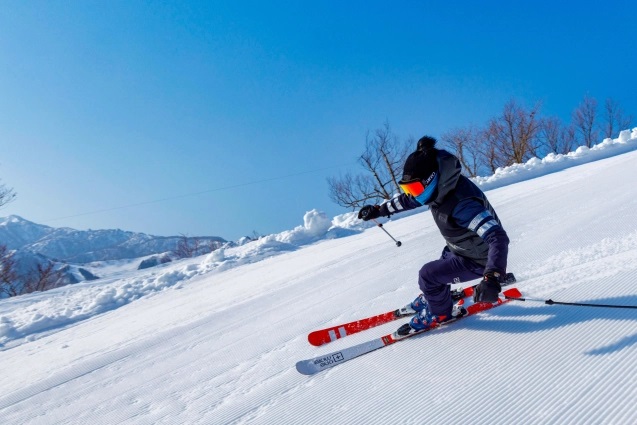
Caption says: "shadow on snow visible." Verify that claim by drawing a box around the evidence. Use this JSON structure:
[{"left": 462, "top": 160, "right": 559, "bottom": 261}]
[{"left": 446, "top": 294, "right": 637, "bottom": 356}]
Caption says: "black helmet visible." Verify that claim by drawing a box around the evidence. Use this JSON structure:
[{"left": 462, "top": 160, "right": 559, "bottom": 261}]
[
  {"left": 400, "top": 136, "right": 438, "bottom": 183},
  {"left": 416, "top": 135, "right": 437, "bottom": 152}
]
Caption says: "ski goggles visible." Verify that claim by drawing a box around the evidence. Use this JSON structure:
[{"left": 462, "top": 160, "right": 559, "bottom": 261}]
[
  {"left": 398, "top": 179, "right": 428, "bottom": 197},
  {"left": 399, "top": 172, "right": 438, "bottom": 203}
]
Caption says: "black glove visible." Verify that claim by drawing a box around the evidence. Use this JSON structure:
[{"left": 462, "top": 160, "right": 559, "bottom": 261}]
[
  {"left": 473, "top": 272, "right": 502, "bottom": 303},
  {"left": 358, "top": 205, "right": 381, "bottom": 221}
]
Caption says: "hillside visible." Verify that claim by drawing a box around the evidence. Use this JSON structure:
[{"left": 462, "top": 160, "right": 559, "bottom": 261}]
[{"left": 1, "top": 132, "right": 637, "bottom": 424}]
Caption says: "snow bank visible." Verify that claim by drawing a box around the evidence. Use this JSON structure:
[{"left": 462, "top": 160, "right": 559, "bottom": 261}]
[
  {"left": 0, "top": 263, "right": 203, "bottom": 346},
  {"left": 474, "top": 128, "right": 637, "bottom": 191}
]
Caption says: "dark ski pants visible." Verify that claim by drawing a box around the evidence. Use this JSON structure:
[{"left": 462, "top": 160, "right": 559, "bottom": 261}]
[{"left": 419, "top": 247, "right": 484, "bottom": 317}]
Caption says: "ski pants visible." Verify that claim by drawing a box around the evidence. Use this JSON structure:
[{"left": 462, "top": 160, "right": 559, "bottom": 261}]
[{"left": 419, "top": 246, "right": 485, "bottom": 317}]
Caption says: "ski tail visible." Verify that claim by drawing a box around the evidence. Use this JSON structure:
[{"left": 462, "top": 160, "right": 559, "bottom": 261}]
[{"left": 451, "top": 272, "right": 516, "bottom": 300}]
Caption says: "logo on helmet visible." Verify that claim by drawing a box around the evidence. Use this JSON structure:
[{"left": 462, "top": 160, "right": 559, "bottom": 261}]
[{"left": 423, "top": 171, "right": 437, "bottom": 186}]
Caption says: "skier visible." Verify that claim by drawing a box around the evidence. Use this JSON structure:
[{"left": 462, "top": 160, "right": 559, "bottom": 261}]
[{"left": 358, "top": 136, "right": 510, "bottom": 335}]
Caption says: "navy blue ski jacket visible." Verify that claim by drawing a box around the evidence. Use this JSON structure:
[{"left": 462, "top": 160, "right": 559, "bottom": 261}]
[{"left": 379, "top": 149, "right": 509, "bottom": 276}]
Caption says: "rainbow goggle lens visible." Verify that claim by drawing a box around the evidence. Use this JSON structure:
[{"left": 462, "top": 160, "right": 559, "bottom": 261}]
[{"left": 399, "top": 180, "right": 427, "bottom": 197}]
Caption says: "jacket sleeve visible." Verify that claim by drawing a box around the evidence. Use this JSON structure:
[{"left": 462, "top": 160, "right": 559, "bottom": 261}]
[
  {"left": 452, "top": 199, "right": 509, "bottom": 275},
  {"left": 378, "top": 193, "right": 423, "bottom": 217}
]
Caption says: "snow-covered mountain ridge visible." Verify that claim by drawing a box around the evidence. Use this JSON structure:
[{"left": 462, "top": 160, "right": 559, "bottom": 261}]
[{"left": 0, "top": 215, "right": 226, "bottom": 263}]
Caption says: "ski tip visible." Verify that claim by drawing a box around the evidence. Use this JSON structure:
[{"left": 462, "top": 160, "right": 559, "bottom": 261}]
[{"left": 308, "top": 334, "right": 327, "bottom": 347}]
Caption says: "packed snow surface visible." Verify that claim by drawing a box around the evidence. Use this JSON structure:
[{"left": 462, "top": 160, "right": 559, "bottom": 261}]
[{"left": 1, "top": 128, "right": 637, "bottom": 424}]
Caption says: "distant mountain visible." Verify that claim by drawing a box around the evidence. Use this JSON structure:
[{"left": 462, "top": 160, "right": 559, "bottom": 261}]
[
  {"left": 0, "top": 215, "right": 227, "bottom": 263},
  {"left": 0, "top": 215, "right": 56, "bottom": 248}
]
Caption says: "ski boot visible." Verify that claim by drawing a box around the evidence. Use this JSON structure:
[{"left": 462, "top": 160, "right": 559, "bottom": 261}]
[
  {"left": 395, "top": 296, "right": 467, "bottom": 338},
  {"left": 395, "top": 293, "right": 428, "bottom": 317},
  {"left": 395, "top": 294, "right": 439, "bottom": 337}
]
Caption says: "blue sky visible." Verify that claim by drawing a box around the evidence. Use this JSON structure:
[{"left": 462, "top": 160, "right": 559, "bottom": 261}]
[{"left": 1, "top": 1, "right": 635, "bottom": 241}]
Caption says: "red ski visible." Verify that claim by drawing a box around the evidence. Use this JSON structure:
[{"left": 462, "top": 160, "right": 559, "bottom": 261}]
[
  {"left": 308, "top": 310, "right": 403, "bottom": 346},
  {"left": 297, "top": 288, "right": 522, "bottom": 375},
  {"left": 308, "top": 274, "right": 516, "bottom": 346}
]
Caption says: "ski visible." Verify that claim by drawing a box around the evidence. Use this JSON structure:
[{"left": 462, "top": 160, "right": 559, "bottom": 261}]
[
  {"left": 307, "top": 273, "right": 516, "bottom": 346},
  {"left": 296, "top": 287, "right": 521, "bottom": 375}
]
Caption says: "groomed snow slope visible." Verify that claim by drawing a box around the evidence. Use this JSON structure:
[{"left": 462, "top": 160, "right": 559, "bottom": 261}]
[{"left": 2, "top": 147, "right": 637, "bottom": 424}]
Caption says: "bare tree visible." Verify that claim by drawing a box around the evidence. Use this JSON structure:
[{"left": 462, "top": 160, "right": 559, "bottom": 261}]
[
  {"left": 540, "top": 116, "right": 560, "bottom": 154},
  {"left": 0, "top": 245, "right": 19, "bottom": 297},
  {"left": 540, "top": 117, "right": 577, "bottom": 155},
  {"left": 601, "top": 98, "right": 633, "bottom": 139},
  {"left": 175, "top": 234, "right": 201, "bottom": 258},
  {"left": 359, "top": 122, "right": 410, "bottom": 197},
  {"left": 328, "top": 122, "right": 412, "bottom": 209},
  {"left": 573, "top": 95, "right": 599, "bottom": 147},
  {"left": 484, "top": 99, "right": 542, "bottom": 167},
  {"left": 0, "top": 178, "right": 16, "bottom": 208},
  {"left": 560, "top": 124, "right": 578, "bottom": 154},
  {"left": 0, "top": 175, "right": 20, "bottom": 297},
  {"left": 441, "top": 126, "right": 483, "bottom": 177},
  {"left": 24, "top": 262, "right": 63, "bottom": 293},
  {"left": 327, "top": 173, "right": 373, "bottom": 209},
  {"left": 480, "top": 125, "right": 501, "bottom": 173}
]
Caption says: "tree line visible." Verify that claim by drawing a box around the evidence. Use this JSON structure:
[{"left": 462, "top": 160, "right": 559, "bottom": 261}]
[{"left": 329, "top": 95, "right": 633, "bottom": 209}]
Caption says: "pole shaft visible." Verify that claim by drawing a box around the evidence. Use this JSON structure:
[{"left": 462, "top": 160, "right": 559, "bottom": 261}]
[
  {"left": 372, "top": 219, "right": 402, "bottom": 247},
  {"left": 506, "top": 295, "right": 637, "bottom": 309}
]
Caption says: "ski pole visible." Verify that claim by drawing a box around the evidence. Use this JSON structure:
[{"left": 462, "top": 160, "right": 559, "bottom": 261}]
[
  {"left": 372, "top": 218, "right": 402, "bottom": 247},
  {"left": 505, "top": 294, "right": 637, "bottom": 309}
]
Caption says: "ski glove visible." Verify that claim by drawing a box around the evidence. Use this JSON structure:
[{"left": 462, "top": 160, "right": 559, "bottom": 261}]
[
  {"left": 358, "top": 205, "right": 381, "bottom": 221},
  {"left": 473, "top": 272, "right": 502, "bottom": 303}
]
